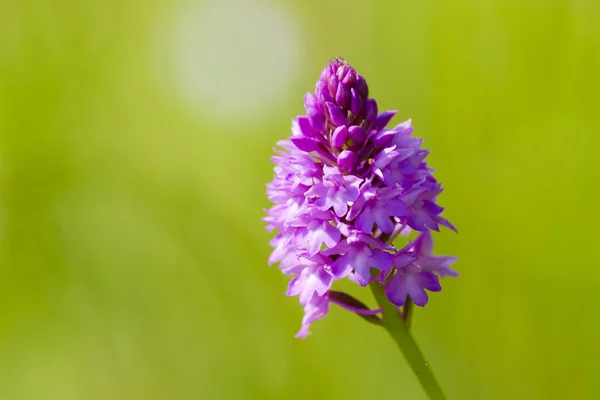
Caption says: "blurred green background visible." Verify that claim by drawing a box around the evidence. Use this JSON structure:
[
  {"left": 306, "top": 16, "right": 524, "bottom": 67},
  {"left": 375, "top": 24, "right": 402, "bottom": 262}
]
[{"left": 1, "top": 0, "right": 599, "bottom": 399}]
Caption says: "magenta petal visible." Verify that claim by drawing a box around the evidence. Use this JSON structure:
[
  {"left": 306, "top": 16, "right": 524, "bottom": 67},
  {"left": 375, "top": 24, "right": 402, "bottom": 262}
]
[
  {"left": 393, "top": 119, "right": 414, "bottom": 137},
  {"left": 418, "top": 255, "right": 459, "bottom": 277},
  {"left": 295, "top": 294, "right": 330, "bottom": 339},
  {"left": 304, "top": 222, "right": 339, "bottom": 256},
  {"left": 308, "top": 110, "right": 326, "bottom": 132},
  {"left": 342, "top": 179, "right": 361, "bottom": 200},
  {"left": 354, "top": 74, "right": 368, "bottom": 98},
  {"left": 355, "top": 208, "right": 375, "bottom": 233},
  {"left": 304, "top": 93, "right": 326, "bottom": 131},
  {"left": 351, "top": 267, "right": 371, "bottom": 287},
  {"left": 393, "top": 252, "right": 418, "bottom": 268},
  {"left": 314, "top": 196, "right": 333, "bottom": 212},
  {"left": 342, "top": 69, "right": 355, "bottom": 86},
  {"left": 315, "top": 268, "right": 333, "bottom": 296},
  {"left": 304, "top": 184, "right": 328, "bottom": 199},
  {"left": 407, "top": 285, "right": 429, "bottom": 307},
  {"left": 373, "top": 129, "right": 396, "bottom": 146},
  {"left": 330, "top": 253, "right": 353, "bottom": 278},
  {"left": 326, "top": 102, "right": 347, "bottom": 126},
  {"left": 374, "top": 110, "right": 398, "bottom": 130},
  {"left": 331, "top": 199, "right": 348, "bottom": 218},
  {"left": 438, "top": 216, "right": 458, "bottom": 232},
  {"left": 297, "top": 116, "right": 319, "bottom": 137},
  {"left": 374, "top": 209, "right": 395, "bottom": 234},
  {"left": 303, "top": 92, "right": 315, "bottom": 110},
  {"left": 350, "top": 88, "right": 363, "bottom": 115},
  {"left": 407, "top": 210, "right": 433, "bottom": 232},
  {"left": 322, "top": 222, "right": 341, "bottom": 249},
  {"left": 321, "top": 239, "right": 350, "bottom": 257},
  {"left": 286, "top": 275, "right": 303, "bottom": 297},
  {"left": 388, "top": 200, "right": 407, "bottom": 217},
  {"left": 299, "top": 271, "right": 331, "bottom": 305},
  {"left": 348, "top": 125, "right": 365, "bottom": 144},
  {"left": 335, "top": 84, "right": 350, "bottom": 108},
  {"left": 337, "top": 150, "right": 357, "bottom": 169},
  {"left": 374, "top": 146, "right": 399, "bottom": 169},
  {"left": 401, "top": 187, "right": 428, "bottom": 206},
  {"left": 423, "top": 200, "right": 444, "bottom": 215},
  {"left": 385, "top": 273, "right": 407, "bottom": 306},
  {"left": 290, "top": 137, "right": 319, "bottom": 152},
  {"left": 365, "top": 99, "right": 378, "bottom": 125},
  {"left": 394, "top": 148, "right": 415, "bottom": 161},
  {"left": 306, "top": 234, "right": 322, "bottom": 256},
  {"left": 370, "top": 250, "right": 393, "bottom": 271},
  {"left": 328, "top": 74, "right": 339, "bottom": 97},
  {"left": 418, "top": 270, "right": 442, "bottom": 292},
  {"left": 332, "top": 125, "right": 349, "bottom": 147}
]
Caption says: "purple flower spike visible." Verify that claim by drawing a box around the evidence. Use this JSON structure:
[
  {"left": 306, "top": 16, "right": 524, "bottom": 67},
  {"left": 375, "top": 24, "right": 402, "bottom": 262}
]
[{"left": 265, "top": 58, "right": 457, "bottom": 337}]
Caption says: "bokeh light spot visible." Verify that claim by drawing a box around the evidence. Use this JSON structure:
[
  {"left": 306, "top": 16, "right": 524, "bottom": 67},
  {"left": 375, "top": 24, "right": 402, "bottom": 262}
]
[{"left": 166, "top": 0, "right": 303, "bottom": 123}]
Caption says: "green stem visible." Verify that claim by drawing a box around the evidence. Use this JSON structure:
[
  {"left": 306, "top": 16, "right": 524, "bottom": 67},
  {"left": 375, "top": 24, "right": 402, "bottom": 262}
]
[
  {"left": 404, "top": 296, "right": 414, "bottom": 329},
  {"left": 370, "top": 282, "right": 446, "bottom": 400}
]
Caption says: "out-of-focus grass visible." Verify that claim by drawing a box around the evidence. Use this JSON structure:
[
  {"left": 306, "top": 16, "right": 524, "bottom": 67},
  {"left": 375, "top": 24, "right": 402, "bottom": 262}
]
[{"left": 1, "top": 0, "right": 599, "bottom": 399}]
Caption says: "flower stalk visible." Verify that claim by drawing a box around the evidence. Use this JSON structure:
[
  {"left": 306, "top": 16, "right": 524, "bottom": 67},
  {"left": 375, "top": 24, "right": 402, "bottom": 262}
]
[
  {"left": 404, "top": 296, "right": 414, "bottom": 329},
  {"left": 264, "top": 57, "right": 457, "bottom": 399},
  {"left": 370, "top": 284, "right": 446, "bottom": 400}
]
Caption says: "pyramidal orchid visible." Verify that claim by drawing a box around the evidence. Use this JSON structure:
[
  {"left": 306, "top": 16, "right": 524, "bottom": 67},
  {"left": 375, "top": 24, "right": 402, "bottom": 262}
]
[{"left": 264, "top": 58, "right": 457, "bottom": 399}]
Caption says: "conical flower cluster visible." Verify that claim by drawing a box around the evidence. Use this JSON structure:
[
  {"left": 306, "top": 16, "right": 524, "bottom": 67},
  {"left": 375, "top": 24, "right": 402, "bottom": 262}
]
[{"left": 265, "top": 58, "right": 457, "bottom": 338}]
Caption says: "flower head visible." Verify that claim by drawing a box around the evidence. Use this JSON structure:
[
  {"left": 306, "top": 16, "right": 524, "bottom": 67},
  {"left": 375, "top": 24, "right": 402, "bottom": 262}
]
[{"left": 264, "top": 58, "right": 458, "bottom": 337}]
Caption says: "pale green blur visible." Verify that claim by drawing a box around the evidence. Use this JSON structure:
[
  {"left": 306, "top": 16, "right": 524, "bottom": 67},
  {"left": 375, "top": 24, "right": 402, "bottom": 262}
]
[{"left": 1, "top": 0, "right": 599, "bottom": 399}]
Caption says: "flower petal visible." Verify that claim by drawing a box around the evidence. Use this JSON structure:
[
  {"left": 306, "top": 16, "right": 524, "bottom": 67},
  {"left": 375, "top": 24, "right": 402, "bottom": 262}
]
[
  {"left": 295, "top": 294, "right": 330, "bottom": 339},
  {"left": 330, "top": 253, "right": 353, "bottom": 279},
  {"left": 385, "top": 272, "right": 407, "bottom": 306}
]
